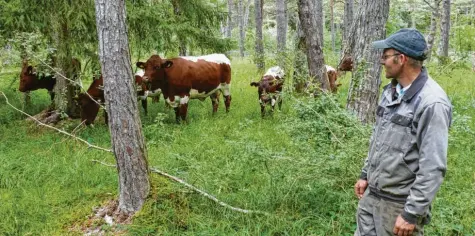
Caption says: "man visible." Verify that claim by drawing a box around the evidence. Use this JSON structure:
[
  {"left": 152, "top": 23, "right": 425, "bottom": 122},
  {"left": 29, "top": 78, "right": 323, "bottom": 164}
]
[{"left": 353, "top": 28, "right": 452, "bottom": 236}]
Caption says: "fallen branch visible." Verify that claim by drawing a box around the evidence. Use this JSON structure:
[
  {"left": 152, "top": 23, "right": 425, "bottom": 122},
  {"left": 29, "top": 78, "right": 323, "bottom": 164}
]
[
  {"left": 92, "top": 159, "right": 270, "bottom": 216},
  {"left": 1, "top": 91, "right": 112, "bottom": 153}
]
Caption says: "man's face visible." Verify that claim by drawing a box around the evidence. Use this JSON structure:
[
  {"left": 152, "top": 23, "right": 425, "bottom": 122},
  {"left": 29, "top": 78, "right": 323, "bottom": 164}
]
[{"left": 380, "top": 49, "right": 403, "bottom": 79}]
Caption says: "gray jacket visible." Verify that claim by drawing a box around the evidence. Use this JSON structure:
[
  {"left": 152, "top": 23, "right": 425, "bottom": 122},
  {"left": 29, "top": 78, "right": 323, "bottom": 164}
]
[{"left": 360, "top": 68, "right": 452, "bottom": 225}]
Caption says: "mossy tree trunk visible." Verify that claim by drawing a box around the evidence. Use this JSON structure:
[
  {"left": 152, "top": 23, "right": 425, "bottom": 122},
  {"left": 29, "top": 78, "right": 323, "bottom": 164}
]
[{"left": 341, "top": 0, "right": 390, "bottom": 124}]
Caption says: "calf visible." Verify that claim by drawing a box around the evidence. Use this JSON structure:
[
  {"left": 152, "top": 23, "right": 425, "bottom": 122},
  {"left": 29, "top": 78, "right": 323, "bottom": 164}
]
[
  {"left": 137, "top": 54, "right": 232, "bottom": 123},
  {"left": 78, "top": 70, "right": 158, "bottom": 125},
  {"left": 250, "top": 66, "right": 285, "bottom": 117},
  {"left": 326, "top": 65, "right": 342, "bottom": 93}
]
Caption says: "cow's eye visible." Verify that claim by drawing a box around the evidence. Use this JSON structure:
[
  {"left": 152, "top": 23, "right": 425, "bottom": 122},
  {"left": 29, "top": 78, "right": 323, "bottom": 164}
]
[
  {"left": 269, "top": 82, "right": 274, "bottom": 86},
  {"left": 154, "top": 66, "right": 160, "bottom": 70}
]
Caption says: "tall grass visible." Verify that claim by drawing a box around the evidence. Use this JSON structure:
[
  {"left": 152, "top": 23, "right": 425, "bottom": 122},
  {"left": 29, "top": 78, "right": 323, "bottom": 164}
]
[{"left": 0, "top": 59, "right": 474, "bottom": 235}]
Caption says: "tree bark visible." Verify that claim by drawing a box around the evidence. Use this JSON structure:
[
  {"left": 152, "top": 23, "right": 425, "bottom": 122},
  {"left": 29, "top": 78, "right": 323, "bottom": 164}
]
[
  {"left": 276, "top": 0, "right": 287, "bottom": 68},
  {"left": 342, "top": 0, "right": 354, "bottom": 45},
  {"left": 342, "top": 0, "right": 390, "bottom": 124},
  {"left": 330, "top": 0, "right": 336, "bottom": 53},
  {"left": 226, "top": 0, "right": 234, "bottom": 38},
  {"left": 254, "top": 0, "right": 265, "bottom": 72},
  {"left": 238, "top": 0, "right": 245, "bottom": 57},
  {"left": 298, "top": 0, "right": 328, "bottom": 92},
  {"left": 293, "top": 19, "right": 309, "bottom": 93},
  {"left": 438, "top": 0, "right": 451, "bottom": 59},
  {"left": 314, "top": 0, "right": 324, "bottom": 46},
  {"left": 94, "top": 0, "right": 150, "bottom": 215},
  {"left": 426, "top": 0, "right": 442, "bottom": 62}
]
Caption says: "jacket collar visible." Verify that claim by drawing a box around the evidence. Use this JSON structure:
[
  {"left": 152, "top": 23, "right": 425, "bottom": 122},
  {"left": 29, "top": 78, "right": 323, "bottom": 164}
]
[{"left": 401, "top": 67, "right": 428, "bottom": 102}]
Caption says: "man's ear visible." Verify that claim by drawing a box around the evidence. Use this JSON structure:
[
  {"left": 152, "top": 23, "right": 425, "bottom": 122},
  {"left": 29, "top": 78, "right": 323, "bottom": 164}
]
[
  {"left": 162, "top": 60, "right": 173, "bottom": 68},
  {"left": 250, "top": 82, "right": 259, "bottom": 87},
  {"left": 136, "top": 62, "right": 145, "bottom": 69}
]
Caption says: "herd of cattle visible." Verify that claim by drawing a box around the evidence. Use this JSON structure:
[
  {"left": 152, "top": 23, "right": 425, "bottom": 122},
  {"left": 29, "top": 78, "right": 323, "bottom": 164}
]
[{"left": 19, "top": 54, "right": 343, "bottom": 124}]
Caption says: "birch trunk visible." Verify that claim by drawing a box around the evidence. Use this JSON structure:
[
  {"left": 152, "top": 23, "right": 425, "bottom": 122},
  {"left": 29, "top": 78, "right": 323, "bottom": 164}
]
[
  {"left": 94, "top": 0, "right": 150, "bottom": 215},
  {"left": 238, "top": 0, "right": 245, "bottom": 57},
  {"left": 226, "top": 0, "right": 234, "bottom": 38}
]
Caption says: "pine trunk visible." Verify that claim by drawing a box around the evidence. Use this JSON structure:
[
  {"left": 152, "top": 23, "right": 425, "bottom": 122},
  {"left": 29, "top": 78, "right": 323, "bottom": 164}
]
[
  {"left": 438, "top": 0, "right": 451, "bottom": 59},
  {"left": 426, "top": 0, "right": 441, "bottom": 62},
  {"left": 342, "top": 0, "right": 353, "bottom": 47},
  {"left": 276, "top": 0, "right": 287, "bottom": 68},
  {"left": 293, "top": 20, "right": 309, "bottom": 93},
  {"left": 330, "top": 0, "right": 336, "bottom": 53},
  {"left": 314, "top": 0, "right": 324, "bottom": 46},
  {"left": 298, "top": 0, "right": 328, "bottom": 92},
  {"left": 238, "top": 0, "right": 245, "bottom": 57},
  {"left": 94, "top": 0, "right": 150, "bottom": 215},
  {"left": 226, "top": 0, "right": 234, "bottom": 38},
  {"left": 343, "top": 0, "right": 390, "bottom": 124},
  {"left": 254, "top": 0, "right": 265, "bottom": 72}
]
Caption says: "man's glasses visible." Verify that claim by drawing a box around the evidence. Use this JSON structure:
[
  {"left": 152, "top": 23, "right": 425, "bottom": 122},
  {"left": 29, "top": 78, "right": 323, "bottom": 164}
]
[{"left": 380, "top": 53, "right": 401, "bottom": 60}]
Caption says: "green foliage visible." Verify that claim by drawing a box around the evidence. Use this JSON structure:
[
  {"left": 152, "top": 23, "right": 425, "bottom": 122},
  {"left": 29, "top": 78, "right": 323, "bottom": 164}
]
[{"left": 1, "top": 23, "right": 475, "bottom": 236}]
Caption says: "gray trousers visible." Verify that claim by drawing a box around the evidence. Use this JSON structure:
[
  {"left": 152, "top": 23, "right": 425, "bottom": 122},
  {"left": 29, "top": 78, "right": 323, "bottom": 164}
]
[{"left": 354, "top": 190, "right": 424, "bottom": 236}]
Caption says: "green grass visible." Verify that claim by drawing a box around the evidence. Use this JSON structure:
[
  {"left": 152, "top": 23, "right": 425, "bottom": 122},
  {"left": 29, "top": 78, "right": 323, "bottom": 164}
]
[{"left": 0, "top": 59, "right": 474, "bottom": 235}]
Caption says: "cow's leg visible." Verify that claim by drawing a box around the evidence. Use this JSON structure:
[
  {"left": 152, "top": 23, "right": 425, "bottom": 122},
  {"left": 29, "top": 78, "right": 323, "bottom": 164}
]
[
  {"left": 260, "top": 105, "right": 265, "bottom": 117},
  {"left": 220, "top": 83, "right": 231, "bottom": 112},
  {"left": 141, "top": 99, "right": 148, "bottom": 115},
  {"left": 48, "top": 90, "right": 55, "bottom": 101},
  {"left": 179, "top": 95, "right": 190, "bottom": 123},
  {"left": 210, "top": 92, "right": 219, "bottom": 114},
  {"left": 174, "top": 107, "right": 180, "bottom": 123}
]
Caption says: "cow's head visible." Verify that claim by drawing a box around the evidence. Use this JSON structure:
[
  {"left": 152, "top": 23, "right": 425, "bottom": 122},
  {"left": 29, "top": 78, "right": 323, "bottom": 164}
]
[
  {"left": 136, "top": 55, "right": 173, "bottom": 84},
  {"left": 250, "top": 75, "right": 283, "bottom": 106},
  {"left": 19, "top": 61, "right": 37, "bottom": 92},
  {"left": 338, "top": 56, "right": 353, "bottom": 72}
]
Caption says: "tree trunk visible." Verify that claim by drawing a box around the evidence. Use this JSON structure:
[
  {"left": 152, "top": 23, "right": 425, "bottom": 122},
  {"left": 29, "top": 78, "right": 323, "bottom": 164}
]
[
  {"left": 238, "top": 0, "right": 245, "bottom": 57},
  {"left": 298, "top": 0, "right": 328, "bottom": 92},
  {"left": 314, "top": 0, "right": 324, "bottom": 46},
  {"left": 276, "top": 0, "right": 287, "bottom": 68},
  {"left": 243, "top": 0, "right": 252, "bottom": 30},
  {"left": 330, "top": 0, "right": 336, "bottom": 53},
  {"left": 342, "top": 0, "right": 390, "bottom": 124},
  {"left": 94, "top": 0, "right": 150, "bottom": 216},
  {"left": 426, "top": 0, "right": 441, "bottom": 62},
  {"left": 172, "top": 0, "right": 187, "bottom": 56},
  {"left": 254, "top": 0, "right": 265, "bottom": 72},
  {"left": 438, "top": 0, "right": 451, "bottom": 59},
  {"left": 226, "top": 0, "right": 234, "bottom": 38},
  {"left": 293, "top": 19, "right": 309, "bottom": 93},
  {"left": 342, "top": 0, "right": 354, "bottom": 52}
]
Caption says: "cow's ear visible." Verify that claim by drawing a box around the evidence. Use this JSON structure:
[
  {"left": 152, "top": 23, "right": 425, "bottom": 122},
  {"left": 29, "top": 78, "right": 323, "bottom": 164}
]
[
  {"left": 136, "top": 62, "right": 145, "bottom": 69},
  {"left": 250, "top": 82, "right": 259, "bottom": 87},
  {"left": 26, "top": 66, "right": 33, "bottom": 75},
  {"left": 162, "top": 61, "right": 173, "bottom": 68}
]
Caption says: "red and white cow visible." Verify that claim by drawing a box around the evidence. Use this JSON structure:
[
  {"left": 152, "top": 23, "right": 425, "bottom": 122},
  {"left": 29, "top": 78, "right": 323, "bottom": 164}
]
[
  {"left": 78, "top": 70, "right": 154, "bottom": 125},
  {"left": 326, "top": 65, "right": 342, "bottom": 93},
  {"left": 250, "top": 66, "right": 285, "bottom": 117},
  {"left": 137, "top": 54, "right": 232, "bottom": 123}
]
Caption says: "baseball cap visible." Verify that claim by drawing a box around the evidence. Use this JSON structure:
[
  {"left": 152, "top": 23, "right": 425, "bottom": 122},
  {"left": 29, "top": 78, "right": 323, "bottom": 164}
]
[{"left": 372, "top": 28, "right": 427, "bottom": 60}]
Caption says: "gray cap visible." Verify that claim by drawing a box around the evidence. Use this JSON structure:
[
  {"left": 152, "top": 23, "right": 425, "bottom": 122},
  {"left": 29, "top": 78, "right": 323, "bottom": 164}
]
[{"left": 372, "top": 28, "right": 427, "bottom": 60}]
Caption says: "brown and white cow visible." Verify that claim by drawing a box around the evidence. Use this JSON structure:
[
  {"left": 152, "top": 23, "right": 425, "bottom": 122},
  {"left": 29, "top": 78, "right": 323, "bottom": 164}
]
[
  {"left": 326, "top": 65, "right": 342, "bottom": 93},
  {"left": 137, "top": 54, "right": 232, "bottom": 123},
  {"left": 78, "top": 70, "right": 153, "bottom": 125},
  {"left": 250, "top": 66, "right": 285, "bottom": 117}
]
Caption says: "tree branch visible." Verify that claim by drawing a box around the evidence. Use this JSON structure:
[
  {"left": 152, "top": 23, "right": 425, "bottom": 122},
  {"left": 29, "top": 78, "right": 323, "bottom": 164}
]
[{"left": 0, "top": 91, "right": 112, "bottom": 153}]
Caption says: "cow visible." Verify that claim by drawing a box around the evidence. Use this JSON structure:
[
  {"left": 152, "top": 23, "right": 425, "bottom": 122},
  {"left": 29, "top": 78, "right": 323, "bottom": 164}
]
[
  {"left": 78, "top": 70, "right": 158, "bottom": 125},
  {"left": 19, "top": 58, "right": 82, "bottom": 100},
  {"left": 250, "top": 66, "right": 285, "bottom": 117},
  {"left": 326, "top": 65, "right": 342, "bottom": 93},
  {"left": 136, "top": 54, "right": 232, "bottom": 123},
  {"left": 19, "top": 60, "right": 56, "bottom": 100}
]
